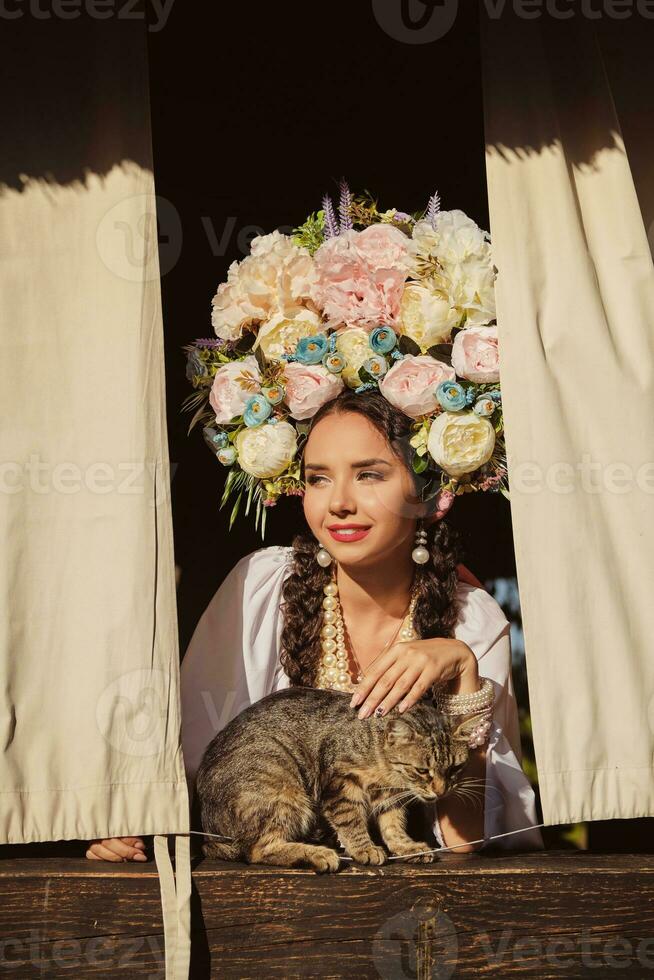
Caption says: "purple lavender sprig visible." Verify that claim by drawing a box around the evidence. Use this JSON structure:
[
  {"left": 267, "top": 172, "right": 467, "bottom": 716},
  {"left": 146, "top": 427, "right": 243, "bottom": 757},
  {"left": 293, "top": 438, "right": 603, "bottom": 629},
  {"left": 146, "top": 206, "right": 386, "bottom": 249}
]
[
  {"left": 338, "top": 178, "right": 353, "bottom": 232},
  {"left": 194, "top": 337, "right": 239, "bottom": 350},
  {"left": 425, "top": 190, "right": 441, "bottom": 228},
  {"left": 322, "top": 194, "right": 340, "bottom": 239}
]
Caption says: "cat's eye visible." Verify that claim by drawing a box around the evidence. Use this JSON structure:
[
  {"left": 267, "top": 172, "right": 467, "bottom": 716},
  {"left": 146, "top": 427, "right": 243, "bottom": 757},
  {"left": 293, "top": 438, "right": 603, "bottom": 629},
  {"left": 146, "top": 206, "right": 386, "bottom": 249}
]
[{"left": 414, "top": 767, "right": 430, "bottom": 777}]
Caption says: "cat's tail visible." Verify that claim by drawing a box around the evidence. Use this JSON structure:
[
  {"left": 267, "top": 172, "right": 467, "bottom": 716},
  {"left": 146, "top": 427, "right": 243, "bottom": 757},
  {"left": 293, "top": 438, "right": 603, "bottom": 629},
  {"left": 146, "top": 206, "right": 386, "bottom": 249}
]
[{"left": 201, "top": 837, "right": 241, "bottom": 861}]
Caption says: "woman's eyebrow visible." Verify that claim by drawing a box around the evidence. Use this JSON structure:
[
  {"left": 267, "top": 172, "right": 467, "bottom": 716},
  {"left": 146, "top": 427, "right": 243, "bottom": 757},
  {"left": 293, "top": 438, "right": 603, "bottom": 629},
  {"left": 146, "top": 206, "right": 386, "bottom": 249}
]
[{"left": 305, "top": 458, "right": 392, "bottom": 471}]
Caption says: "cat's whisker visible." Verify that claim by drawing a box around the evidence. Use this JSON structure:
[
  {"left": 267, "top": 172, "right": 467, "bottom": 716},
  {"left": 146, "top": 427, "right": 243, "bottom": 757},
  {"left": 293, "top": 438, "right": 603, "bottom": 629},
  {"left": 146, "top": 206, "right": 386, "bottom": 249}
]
[{"left": 370, "top": 792, "right": 414, "bottom": 816}]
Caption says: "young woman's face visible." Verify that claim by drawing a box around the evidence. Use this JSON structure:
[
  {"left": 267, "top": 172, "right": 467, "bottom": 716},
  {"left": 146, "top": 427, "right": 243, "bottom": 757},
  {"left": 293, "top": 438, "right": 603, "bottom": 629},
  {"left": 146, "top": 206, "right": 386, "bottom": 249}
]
[{"left": 302, "top": 411, "right": 423, "bottom": 567}]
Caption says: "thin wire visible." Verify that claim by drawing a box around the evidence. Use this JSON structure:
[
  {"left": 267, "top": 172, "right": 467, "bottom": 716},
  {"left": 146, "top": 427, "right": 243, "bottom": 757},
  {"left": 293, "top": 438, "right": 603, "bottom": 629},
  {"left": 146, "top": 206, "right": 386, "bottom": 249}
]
[{"left": 182, "top": 821, "right": 547, "bottom": 861}]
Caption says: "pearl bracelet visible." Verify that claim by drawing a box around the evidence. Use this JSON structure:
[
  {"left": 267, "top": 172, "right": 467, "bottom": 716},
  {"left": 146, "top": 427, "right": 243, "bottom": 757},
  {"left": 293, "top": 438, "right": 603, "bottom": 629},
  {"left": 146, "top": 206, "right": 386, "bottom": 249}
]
[{"left": 433, "top": 677, "right": 495, "bottom": 749}]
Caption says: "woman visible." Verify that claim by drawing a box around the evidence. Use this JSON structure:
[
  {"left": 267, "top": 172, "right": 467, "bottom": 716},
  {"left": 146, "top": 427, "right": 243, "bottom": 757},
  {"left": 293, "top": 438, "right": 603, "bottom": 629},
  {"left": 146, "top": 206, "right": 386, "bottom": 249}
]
[{"left": 87, "top": 390, "right": 543, "bottom": 861}]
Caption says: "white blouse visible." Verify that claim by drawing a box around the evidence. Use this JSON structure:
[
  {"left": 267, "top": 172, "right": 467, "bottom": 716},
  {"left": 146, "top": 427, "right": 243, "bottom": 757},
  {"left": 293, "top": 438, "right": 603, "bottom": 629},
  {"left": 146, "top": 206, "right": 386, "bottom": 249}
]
[{"left": 180, "top": 545, "right": 544, "bottom": 853}]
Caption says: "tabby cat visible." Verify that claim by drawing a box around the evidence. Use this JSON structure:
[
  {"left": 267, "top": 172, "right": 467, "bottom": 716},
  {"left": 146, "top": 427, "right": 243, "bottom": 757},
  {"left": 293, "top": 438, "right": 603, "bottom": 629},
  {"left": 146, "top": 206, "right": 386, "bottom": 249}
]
[{"left": 196, "top": 687, "right": 473, "bottom": 872}]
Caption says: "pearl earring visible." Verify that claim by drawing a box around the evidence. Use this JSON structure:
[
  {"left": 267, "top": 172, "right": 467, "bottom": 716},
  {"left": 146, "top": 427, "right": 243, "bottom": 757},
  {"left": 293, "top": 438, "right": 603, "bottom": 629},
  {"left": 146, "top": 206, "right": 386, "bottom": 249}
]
[
  {"left": 412, "top": 522, "right": 430, "bottom": 565},
  {"left": 316, "top": 545, "right": 333, "bottom": 568}
]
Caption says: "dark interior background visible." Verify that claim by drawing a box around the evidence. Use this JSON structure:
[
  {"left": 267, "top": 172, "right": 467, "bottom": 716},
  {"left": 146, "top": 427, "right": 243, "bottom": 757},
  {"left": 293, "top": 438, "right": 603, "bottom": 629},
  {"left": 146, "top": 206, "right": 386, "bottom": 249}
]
[{"left": 145, "top": 1, "right": 519, "bottom": 654}]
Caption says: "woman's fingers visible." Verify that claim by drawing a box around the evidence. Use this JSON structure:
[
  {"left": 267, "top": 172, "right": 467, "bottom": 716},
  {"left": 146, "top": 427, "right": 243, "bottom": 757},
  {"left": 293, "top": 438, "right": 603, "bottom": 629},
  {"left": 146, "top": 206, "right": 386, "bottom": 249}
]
[
  {"left": 398, "top": 676, "right": 434, "bottom": 714},
  {"left": 85, "top": 837, "right": 147, "bottom": 862},
  {"left": 356, "top": 661, "right": 410, "bottom": 718},
  {"left": 350, "top": 644, "right": 413, "bottom": 709},
  {"left": 363, "top": 667, "right": 422, "bottom": 719}
]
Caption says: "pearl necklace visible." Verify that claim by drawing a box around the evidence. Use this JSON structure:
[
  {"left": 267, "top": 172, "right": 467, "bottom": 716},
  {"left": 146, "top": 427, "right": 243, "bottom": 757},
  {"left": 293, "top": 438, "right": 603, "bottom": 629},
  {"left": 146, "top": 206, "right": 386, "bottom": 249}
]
[{"left": 315, "top": 574, "right": 419, "bottom": 693}]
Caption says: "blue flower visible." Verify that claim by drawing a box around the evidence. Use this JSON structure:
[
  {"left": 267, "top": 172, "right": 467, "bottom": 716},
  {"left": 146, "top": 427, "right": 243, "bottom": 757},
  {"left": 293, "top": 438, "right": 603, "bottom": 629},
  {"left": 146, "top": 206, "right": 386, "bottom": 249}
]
[
  {"left": 436, "top": 380, "right": 467, "bottom": 411},
  {"left": 295, "top": 333, "right": 329, "bottom": 365},
  {"left": 217, "top": 446, "right": 236, "bottom": 466},
  {"left": 473, "top": 397, "right": 496, "bottom": 418},
  {"left": 243, "top": 394, "right": 272, "bottom": 427},
  {"left": 210, "top": 430, "right": 229, "bottom": 448},
  {"left": 370, "top": 326, "right": 397, "bottom": 355},
  {"left": 465, "top": 387, "right": 477, "bottom": 407},
  {"left": 363, "top": 355, "right": 388, "bottom": 379},
  {"left": 262, "top": 385, "right": 285, "bottom": 405},
  {"left": 489, "top": 389, "right": 502, "bottom": 404},
  {"left": 322, "top": 351, "right": 346, "bottom": 374}
]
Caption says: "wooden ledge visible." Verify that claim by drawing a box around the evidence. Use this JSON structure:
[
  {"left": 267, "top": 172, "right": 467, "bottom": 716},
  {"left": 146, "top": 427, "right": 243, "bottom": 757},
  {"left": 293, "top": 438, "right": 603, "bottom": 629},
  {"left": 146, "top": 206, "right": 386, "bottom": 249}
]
[{"left": 0, "top": 850, "right": 653, "bottom": 976}]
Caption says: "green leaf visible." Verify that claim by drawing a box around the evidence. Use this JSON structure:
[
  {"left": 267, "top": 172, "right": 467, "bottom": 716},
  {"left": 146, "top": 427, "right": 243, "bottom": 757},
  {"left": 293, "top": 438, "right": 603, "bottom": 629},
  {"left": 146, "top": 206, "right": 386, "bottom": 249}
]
[
  {"left": 412, "top": 454, "right": 429, "bottom": 475},
  {"left": 235, "top": 331, "right": 256, "bottom": 354},
  {"left": 253, "top": 344, "right": 267, "bottom": 373},
  {"left": 499, "top": 486, "right": 511, "bottom": 501},
  {"left": 228, "top": 491, "right": 243, "bottom": 529},
  {"left": 426, "top": 343, "right": 453, "bottom": 366},
  {"left": 186, "top": 402, "right": 212, "bottom": 436},
  {"left": 399, "top": 335, "right": 420, "bottom": 357},
  {"left": 245, "top": 479, "right": 255, "bottom": 516}
]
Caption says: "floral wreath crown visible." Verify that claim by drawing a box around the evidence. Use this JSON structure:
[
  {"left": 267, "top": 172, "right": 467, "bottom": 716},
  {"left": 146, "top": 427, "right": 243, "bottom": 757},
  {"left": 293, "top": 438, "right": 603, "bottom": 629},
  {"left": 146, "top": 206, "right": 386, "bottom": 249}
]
[{"left": 183, "top": 182, "right": 507, "bottom": 538}]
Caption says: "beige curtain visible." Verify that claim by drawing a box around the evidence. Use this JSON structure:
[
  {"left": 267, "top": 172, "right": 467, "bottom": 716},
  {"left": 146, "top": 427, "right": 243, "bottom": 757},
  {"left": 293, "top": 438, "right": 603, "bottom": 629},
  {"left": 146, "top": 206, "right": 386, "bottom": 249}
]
[
  {"left": 0, "top": 20, "right": 190, "bottom": 978},
  {"left": 482, "top": 16, "right": 654, "bottom": 826}
]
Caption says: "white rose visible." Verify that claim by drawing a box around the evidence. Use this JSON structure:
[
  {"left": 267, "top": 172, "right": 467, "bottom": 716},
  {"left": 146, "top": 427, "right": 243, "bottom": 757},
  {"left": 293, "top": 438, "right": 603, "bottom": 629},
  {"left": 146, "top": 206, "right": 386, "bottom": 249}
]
[
  {"left": 335, "top": 327, "right": 372, "bottom": 388},
  {"left": 253, "top": 309, "right": 324, "bottom": 362},
  {"left": 427, "top": 410, "right": 496, "bottom": 478},
  {"left": 413, "top": 211, "right": 491, "bottom": 265},
  {"left": 443, "top": 255, "right": 496, "bottom": 327},
  {"left": 235, "top": 421, "right": 298, "bottom": 479},
  {"left": 209, "top": 355, "right": 261, "bottom": 424},
  {"left": 398, "top": 283, "right": 459, "bottom": 350}
]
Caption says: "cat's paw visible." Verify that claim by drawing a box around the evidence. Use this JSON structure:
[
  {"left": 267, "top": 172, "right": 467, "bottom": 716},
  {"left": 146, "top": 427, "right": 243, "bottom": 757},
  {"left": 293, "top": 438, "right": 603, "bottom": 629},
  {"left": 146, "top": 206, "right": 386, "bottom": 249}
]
[
  {"left": 308, "top": 846, "right": 342, "bottom": 874},
  {"left": 349, "top": 844, "right": 387, "bottom": 866},
  {"left": 390, "top": 841, "right": 435, "bottom": 864}
]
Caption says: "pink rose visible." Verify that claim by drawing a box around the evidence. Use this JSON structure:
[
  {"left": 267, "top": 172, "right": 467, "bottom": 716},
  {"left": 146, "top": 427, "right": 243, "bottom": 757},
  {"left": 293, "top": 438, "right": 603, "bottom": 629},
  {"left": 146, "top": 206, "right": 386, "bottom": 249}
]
[
  {"left": 312, "top": 227, "right": 415, "bottom": 331},
  {"left": 451, "top": 325, "right": 500, "bottom": 383},
  {"left": 209, "top": 355, "right": 261, "bottom": 423},
  {"left": 355, "top": 223, "right": 416, "bottom": 274},
  {"left": 283, "top": 361, "right": 344, "bottom": 421},
  {"left": 379, "top": 355, "right": 456, "bottom": 418}
]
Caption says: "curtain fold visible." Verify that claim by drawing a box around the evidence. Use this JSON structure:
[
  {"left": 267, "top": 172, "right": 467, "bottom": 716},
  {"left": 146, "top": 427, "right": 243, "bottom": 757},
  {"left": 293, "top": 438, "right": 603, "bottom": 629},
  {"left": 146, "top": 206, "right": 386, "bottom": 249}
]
[
  {"left": 0, "top": 17, "right": 190, "bottom": 978},
  {"left": 481, "top": 16, "right": 654, "bottom": 826}
]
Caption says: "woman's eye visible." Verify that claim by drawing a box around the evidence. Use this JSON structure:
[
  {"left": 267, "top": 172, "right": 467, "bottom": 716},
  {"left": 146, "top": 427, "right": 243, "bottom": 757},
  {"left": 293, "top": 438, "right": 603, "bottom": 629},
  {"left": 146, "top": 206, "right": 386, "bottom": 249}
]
[{"left": 306, "top": 471, "right": 383, "bottom": 486}]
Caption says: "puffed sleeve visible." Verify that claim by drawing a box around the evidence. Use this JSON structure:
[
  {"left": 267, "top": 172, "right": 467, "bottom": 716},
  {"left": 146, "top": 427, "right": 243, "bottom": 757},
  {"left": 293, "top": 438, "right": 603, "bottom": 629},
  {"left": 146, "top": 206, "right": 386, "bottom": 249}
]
[
  {"left": 431, "top": 582, "right": 545, "bottom": 852},
  {"left": 180, "top": 545, "right": 293, "bottom": 796}
]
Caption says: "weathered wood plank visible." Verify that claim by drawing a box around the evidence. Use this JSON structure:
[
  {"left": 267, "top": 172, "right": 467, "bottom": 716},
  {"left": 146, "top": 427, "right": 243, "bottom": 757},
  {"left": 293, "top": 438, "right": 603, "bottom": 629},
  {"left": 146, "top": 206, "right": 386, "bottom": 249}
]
[{"left": 0, "top": 851, "right": 652, "bottom": 977}]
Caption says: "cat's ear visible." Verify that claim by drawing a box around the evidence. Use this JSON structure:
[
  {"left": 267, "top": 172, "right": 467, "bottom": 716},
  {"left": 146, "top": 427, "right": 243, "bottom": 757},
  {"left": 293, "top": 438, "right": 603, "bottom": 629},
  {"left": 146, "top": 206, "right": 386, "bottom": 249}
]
[
  {"left": 385, "top": 718, "right": 415, "bottom": 745},
  {"left": 448, "top": 716, "right": 479, "bottom": 744}
]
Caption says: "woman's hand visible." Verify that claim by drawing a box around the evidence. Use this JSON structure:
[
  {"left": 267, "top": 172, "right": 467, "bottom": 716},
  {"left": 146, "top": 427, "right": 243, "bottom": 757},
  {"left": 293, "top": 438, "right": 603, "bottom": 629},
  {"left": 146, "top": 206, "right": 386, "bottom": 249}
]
[
  {"left": 85, "top": 837, "right": 148, "bottom": 862},
  {"left": 349, "top": 638, "right": 479, "bottom": 719}
]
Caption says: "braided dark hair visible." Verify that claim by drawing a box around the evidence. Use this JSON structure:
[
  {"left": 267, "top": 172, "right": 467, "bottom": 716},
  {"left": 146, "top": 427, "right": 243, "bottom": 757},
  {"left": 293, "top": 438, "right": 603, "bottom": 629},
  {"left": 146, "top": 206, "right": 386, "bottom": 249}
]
[{"left": 279, "top": 389, "right": 463, "bottom": 687}]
